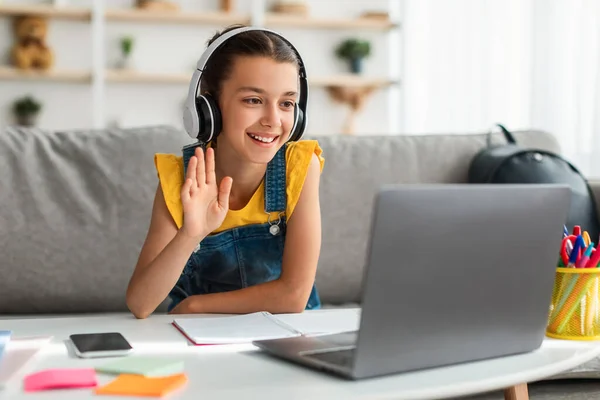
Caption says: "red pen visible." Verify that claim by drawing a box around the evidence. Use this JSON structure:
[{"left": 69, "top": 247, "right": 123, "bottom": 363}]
[
  {"left": 585, "top": 246, "right": 600, "bottom": 268},
  {"left": 573, "top": 225, "right": 582, "bottom": 236}
]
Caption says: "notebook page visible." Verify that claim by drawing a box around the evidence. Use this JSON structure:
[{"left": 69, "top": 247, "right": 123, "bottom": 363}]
[
  {"left": 0, "top": 336, "right": 52, "bottom": 389},
  {"left": 274, "top": 309, "right": 361, "bottom": 336},
  {"left": 172, "top": 312, "right": 301, "bottom": 344},
  {"left": 0, "top": 331, "right": 10, "bottom": 361}
]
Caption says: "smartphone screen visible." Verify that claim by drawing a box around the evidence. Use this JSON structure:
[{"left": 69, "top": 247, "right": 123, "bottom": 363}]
[{"left": 70, "top": 332, "right": 133, "bottom": 358}]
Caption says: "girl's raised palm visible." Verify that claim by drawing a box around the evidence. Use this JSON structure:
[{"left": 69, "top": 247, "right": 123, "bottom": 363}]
[{"left": 180, "top": 147, "right": 233, "bottom": 240}]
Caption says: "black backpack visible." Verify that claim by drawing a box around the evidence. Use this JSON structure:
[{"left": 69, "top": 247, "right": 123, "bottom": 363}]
[{"left": 468, "top": 124, "right": 600, "bottom": 241}]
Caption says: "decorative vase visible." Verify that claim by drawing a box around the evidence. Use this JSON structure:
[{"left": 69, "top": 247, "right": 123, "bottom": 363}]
[
  {"left": 350, "top": 58, "right": 363, "bottom": 74},
  {"left": 116, "top": 55, "right": 132, "bottom": 70},
  {"left": 16, "top": 114, "right": 38, "bottom": 127}
]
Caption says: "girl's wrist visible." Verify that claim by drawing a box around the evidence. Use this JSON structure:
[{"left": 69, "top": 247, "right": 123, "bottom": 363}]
[{"left": 175, "top": 229, "right": 206, "bottom": 251}]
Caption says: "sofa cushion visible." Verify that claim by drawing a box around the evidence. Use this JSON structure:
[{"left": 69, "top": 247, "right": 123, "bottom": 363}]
[{"left": 0, "top": 125, "right": 190, "bottom": 314}]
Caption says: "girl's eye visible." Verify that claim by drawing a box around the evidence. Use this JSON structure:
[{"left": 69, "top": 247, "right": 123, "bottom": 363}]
[
  {"left": 244, "top": 98, "right": 261, "bottom": 105},
  {"left": 281, "top": 101, "right": 295, "bottom": 108}
]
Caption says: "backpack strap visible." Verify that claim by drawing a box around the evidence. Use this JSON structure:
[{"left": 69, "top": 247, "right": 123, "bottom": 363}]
[{"left": 487, "top": 123, "right": 517, "bottom": 147}]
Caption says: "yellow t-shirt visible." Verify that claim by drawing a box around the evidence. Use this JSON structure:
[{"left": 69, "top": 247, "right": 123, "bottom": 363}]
[{"left": 154, "top": 140, "right": 324, "bottom": 233}]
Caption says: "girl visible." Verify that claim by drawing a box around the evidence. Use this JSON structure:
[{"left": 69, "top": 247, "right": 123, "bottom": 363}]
[{"left": 126, "top": 25, "right": 324, "bottom": 319}]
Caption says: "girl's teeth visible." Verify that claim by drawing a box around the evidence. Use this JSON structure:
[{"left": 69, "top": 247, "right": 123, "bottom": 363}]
[{"left": 250, "top": 134, "right": 274, "bottom": 143}]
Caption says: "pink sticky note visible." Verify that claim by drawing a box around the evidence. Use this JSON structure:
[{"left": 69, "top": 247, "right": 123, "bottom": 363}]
[{"left": 24, "top": 368, "right": 97, "bottom": 392}]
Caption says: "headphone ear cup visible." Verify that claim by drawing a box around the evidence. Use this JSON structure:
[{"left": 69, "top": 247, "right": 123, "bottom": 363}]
[
  {"left": 196, "top": 94, "right": 222, "bottom": 143},
  {"left": 289, "top": 106, "right": 304, "bottom": 141}
]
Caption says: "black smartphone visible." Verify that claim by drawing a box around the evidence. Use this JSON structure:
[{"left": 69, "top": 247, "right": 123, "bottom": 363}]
[{"left": 69, "top": 332, "right": 133, "bottom": 358}]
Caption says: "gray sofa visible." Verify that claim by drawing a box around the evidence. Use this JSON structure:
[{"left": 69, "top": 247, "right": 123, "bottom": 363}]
[{"left": 1, "top": 125, "right": 600, "bottom": 384}]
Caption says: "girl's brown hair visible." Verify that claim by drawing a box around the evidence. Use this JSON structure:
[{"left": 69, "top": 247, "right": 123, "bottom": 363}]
[{"left": 200, "top": 25, "right": 300, "bottom": 100}]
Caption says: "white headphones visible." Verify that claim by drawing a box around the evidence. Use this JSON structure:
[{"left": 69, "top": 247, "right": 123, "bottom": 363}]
[{"left": 182, "top": 26, "right": 309, "bottom": 143}]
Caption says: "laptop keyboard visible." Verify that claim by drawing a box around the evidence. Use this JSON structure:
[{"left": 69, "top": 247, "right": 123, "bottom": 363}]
[{"left": 303, "top": 348, "right": 356, "bottom": 368}]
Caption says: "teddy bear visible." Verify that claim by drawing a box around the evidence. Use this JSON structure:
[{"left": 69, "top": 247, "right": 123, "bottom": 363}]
[{"left": 11, "top": 16, "right": 54, "bottom": 70}]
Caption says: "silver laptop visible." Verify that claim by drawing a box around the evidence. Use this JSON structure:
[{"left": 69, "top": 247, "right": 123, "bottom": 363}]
[{"left": 253, "top": 184, "right": 571, "bottom": 380}]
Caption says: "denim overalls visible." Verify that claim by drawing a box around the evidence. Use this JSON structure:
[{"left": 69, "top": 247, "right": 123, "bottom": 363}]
[{"left": 167, "top": 143, "right": 321, "bottom": 312}]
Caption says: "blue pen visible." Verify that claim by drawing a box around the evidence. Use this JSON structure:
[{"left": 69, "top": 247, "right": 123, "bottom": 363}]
[
  {"left": 568, "top": 235, "right": 584, "bottom": 267},
  {"left": 563, "top": 225, "right": 569, "bottom": 238}
]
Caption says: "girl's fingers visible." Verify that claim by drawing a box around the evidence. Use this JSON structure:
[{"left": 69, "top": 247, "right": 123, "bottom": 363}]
[
  {"left": 218, "top": 177, "right": 233, "bottom": 210},
  {"left": 181, "top": 178, "right": 192, "bottom": 203},
  {"left": 195, "top": 147, "right": 205, "bottom": 188},
  {"left": 205, "top": 147, "right": 216, "bottom": 186},
  {"left": 187, "top": 155, "right": 197, "bottom": 186}
]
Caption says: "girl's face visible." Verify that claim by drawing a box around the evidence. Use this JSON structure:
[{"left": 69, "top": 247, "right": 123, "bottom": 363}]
[{"left": 217, "top": 55, "right": 299, "bottom": 165}]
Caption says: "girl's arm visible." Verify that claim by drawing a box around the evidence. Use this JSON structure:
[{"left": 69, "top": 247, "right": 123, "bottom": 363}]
[
  {"left": 126, "top": 184, "right": 202, "bottom": 319},
  {"left": 127, "top": 147, "right": 231, "bottom": 319},
  {"left": 170, "top": 153, "right": 322, "bottom": 315}
]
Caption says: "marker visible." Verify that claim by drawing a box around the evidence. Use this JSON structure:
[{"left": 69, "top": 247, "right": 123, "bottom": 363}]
[
  {"left": 573, "top": 225, "right": 582, "bottom": 236},
  {"left": 583, "top": 231, "right": 591, "bottom": 246},
  {"left": 566, "top": 239, "right": 573, "bottom": 256},
  {"left": 586, "top": 246, "right": 600, "bottom": 268},
  {"left": 577, "top": 243, "right": 594, "bottom": 268},
  {"left": 567, "top": 235, "right": 583, "bottom": 268}
]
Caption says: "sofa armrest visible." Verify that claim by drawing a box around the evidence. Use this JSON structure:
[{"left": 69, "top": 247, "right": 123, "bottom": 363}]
[{"left": 589, "top": 179, "right": 600, "bottom": 224}]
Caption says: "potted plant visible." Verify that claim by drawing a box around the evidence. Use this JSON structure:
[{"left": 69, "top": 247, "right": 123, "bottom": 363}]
[
  {"left": 12, "top": 95, "right": 41, "bottom": 126},
  {"left": 335, "top": 38, "right": 371, "bottom": 74},
  {"left": 117, "top": 36, "right": 134, "bottom": 69}
]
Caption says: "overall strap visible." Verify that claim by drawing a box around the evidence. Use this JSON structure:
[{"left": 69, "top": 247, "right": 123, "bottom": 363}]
[
  {"left": 181, "top": 141, "right": 206, "bottom": 178},
  {"left": 264, "top": 144, "right": 287, "bottom": 213}
]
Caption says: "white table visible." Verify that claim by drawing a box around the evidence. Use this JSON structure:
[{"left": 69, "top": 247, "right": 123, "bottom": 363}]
[{"left": 1, "top": 308, "right": 599, "bottom": 400}]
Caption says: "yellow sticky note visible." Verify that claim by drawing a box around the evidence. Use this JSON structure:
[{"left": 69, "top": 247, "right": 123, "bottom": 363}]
[{"left": 95, "top": 373, "right": 187, "bottom": 397}]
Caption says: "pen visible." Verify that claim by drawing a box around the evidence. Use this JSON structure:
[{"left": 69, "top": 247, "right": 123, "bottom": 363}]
[
  {"left": 573, "top": 225, "right": 582, "bottom": 236},
  {"left": 563, "top": 225, "right": 569, "bottom": 238},
  {"left": 583, "top": 231, "right": 591, "bottom": 246},
  {"left": 586, "top": 246, "right": 600, "bottom": 268},
  {"left": 567, "top": 235, "right": 583, "bottom": 267},
  {"left": 577, "top": 243, "right": 594, "bottom": 268}
]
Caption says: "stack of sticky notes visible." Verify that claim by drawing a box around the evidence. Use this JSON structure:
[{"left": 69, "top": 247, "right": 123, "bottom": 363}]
[
  {"left": 21, "top": 356, "right": 187, "bottom": 397},
  {"left": 94, "top": 356, "right": 187, "bottom": 397},
  {"left": 95, "top": 356, "right": 185, "bottom": 377},
  {"left": 24, "top": 368, "right": 97, "bottom": 392},
  {"left": 95, "top": 373, "right": 188, "bottom": 397}
]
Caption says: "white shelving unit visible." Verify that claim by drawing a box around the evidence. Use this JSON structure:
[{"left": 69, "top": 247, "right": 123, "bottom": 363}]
[{"left": 0, "top": 0, "right": 401, "bottom": 133}]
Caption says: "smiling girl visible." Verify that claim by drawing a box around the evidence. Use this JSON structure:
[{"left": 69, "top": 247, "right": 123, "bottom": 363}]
[{"left": 126, "top": 25, "right": 324, "bottom": 319}]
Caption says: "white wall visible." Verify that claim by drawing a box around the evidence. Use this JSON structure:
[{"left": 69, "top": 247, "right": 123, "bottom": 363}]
[
  {"left": 400, "top": 0, "right": 600, "bottom": 176},
  {"left": 401, "top": 0, "right": 533, "bottom": 135},
  {"left": 0, "top": 0, "right": 395, "bottom": 136}
]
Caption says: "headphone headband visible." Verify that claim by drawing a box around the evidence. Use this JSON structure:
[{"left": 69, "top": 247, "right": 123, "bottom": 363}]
[{"left": 183, "top": 26, "right": 309, "bottom": 142}]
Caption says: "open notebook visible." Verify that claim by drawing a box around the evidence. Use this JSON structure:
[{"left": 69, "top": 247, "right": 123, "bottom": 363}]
[{"left": 172, "top": 310, "right": 360, "bottom": 345}]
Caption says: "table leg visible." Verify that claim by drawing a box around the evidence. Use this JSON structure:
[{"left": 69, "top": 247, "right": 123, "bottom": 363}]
[{"left": 503, "top": 383, "right": 529, "bottom": 400}]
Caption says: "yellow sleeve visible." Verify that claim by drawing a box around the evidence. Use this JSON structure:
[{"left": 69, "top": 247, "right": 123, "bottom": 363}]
[
  {"left": 285, "top": 140, "right": 325, "bottom": 220},
  {"left": 154, "top": 153, "right": 184, "bottom": 229}
]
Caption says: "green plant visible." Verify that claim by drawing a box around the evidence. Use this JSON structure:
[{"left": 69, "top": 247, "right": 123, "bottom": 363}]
[
  {"left": 120, "top": 36, "right": 134, "bottom": 57},
  {"left": 335, "top": 38, "right": 371, "bottom": 60},
  {"left": 13, "top": 95, "right": 41, "bottom": 117}
]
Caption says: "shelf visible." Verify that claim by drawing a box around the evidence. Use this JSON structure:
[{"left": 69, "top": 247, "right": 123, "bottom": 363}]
[
  {"left": 105, "top": 70, "right": 396, "bottom": 89},
  {"left": 104, "top": 8, "right": 250, "bottom": 25},
  {"left": 105, "top": 69, "right": 189, "bottom": 84},
  {"left": 0, "top": 66, "right": 91, "bottom": 83},
  {"left": 311, "top": 75, "right": 397, "bottom": 88},
  {"left": 0, "top": 4, "right": 91, "bottom": 20},
  {"left": 0, "top": 66, "right": 396, "bottom": 90},
  {"left": 264, "top": 13, "right": 397, "bottom": 30}
]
